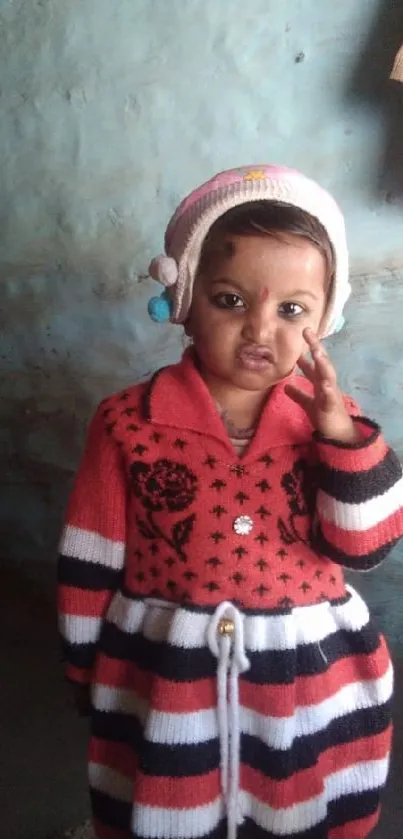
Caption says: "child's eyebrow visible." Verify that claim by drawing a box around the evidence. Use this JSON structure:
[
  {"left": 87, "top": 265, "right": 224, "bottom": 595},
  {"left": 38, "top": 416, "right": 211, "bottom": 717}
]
[
  {"left": 287, "top": 289, "right": 321, "bottom": 301},
  {"left": 210, "top": 277, "right": 245, "bottom": 292}
]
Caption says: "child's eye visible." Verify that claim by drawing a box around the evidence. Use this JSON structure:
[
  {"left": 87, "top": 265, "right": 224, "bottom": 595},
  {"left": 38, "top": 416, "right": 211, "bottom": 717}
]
[
  {"left": 278, "top": 302, "right": 305, "bottom": 318},
  {"left": 212, "top": 293, "right": 245, "bottom": 310}
]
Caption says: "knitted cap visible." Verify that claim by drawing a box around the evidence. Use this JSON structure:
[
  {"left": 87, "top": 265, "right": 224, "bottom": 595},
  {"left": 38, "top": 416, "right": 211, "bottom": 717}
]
[{"left": 149, "top": 165, "right": 350, "bottom": 338}]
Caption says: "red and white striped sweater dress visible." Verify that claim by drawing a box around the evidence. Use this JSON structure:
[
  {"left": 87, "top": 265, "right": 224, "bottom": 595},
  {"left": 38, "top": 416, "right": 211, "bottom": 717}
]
[{"left": 58, "top": 349, "right": 403, "bottom": 839}]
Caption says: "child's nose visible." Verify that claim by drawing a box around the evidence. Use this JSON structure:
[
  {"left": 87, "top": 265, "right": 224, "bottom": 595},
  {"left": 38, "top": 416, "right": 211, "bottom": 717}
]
[{"left": 242, "top": 305, "right": 274, "bottom": 344}]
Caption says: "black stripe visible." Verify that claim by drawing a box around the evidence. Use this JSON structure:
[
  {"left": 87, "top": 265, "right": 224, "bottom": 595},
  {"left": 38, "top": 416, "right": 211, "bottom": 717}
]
[
  {"left": 245, "top": 623, "right": 381, "bottom": 685},
  {"left": 242, "top": 700, "right": 391, "bottom": 780},
  {"left": 140, "top": 737, "right": 220, "bottom": 777},
  {"left": 328, "top": 788, "right": 380, "bottom": 829},
  {"left": 99, "top": 621, "right": 216, "bottom": 679},
  {"left": 60, "top": 638, "right": 96, "bottom": 670},
  {"left": 58, "top": 554, "right": 122, "bottom": 591},
  {"left": 89, "top": 699, "right": 391, "bottom": 782},
  {"left": 314, "top": 417, "right": 379, "bottom": 450},
  {"left": 240, "top": 788, "right": 380, "bottom": 838},
  {"left": 316, "top": 446, "right": 401, "bottom": 504},
  {"left": 315, "top": 525, "right": 399, "bottom": 570},
  {"left": 240, "top": 816, "right": 327, "bottom": 839},
  {"left": 90, "top": 788, "right": 131, "bottom": 830},
  {"left": 98, "top": 619, "right": 380, "bottom": 685},
  {"left": 92, "top": 709, "right": 143, "bottom": 752}
]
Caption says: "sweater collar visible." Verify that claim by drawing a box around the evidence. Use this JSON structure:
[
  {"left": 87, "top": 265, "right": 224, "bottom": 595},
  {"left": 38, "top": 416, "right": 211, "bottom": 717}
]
[{"left": 141, "top": 349, "right": 313, "bottom": 460}]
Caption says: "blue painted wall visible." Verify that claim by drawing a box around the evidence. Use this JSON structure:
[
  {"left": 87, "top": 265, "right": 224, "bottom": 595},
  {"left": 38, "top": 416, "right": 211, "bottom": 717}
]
[{"left": 1, "top": 0, "right": 402, "bottom": 648}]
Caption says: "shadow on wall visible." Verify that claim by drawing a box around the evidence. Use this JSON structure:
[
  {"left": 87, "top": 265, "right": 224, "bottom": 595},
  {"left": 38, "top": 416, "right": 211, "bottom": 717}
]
[{"left": 347, "top": 0, "right": 403, "bottom": 199}]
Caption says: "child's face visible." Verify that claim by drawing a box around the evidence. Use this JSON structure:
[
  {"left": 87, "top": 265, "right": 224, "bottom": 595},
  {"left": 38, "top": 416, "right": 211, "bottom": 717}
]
[{"left": 186, "top": 233, "right": 328, "bottom": 393}]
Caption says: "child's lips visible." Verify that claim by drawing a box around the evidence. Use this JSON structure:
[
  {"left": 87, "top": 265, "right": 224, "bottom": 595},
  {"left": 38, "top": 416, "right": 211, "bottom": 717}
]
[{"left": 237, "top": 345, "right": 275, "bottom": 370}]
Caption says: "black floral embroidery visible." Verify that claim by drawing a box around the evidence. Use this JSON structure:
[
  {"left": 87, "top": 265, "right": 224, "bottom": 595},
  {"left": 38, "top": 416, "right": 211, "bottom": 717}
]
[
  {"left": 212, "top": 505, "right": 227, "bottom": 519},
  {"left": 255, "top": 583, "right": 270, "bottom": 597},
  {"left": 133, "top": 443, "right": 148, "bottom": 456},
  {"left": 278, "top": 596, "right": 294, "bottom": 609},
  {"left": 256, "top": 505, "right": 271, "bottom": 520},
  {"left": 232, "top": 571, "right": 246, "bottom": 585},
  {"left": 260, "top": 454, "right": 274, "bottom": 468},
  {"left": 206, "top": 556, "right": 222, "bottom": 568},
  {"left": 256, "top": 558, "right": 268, "bottom": 571},
  {"left": 131, "top": 459, "right": 198, "bottom": 562},
  {"left": 277, "top": 459, "right": 316, "bottom": 545},
  {"left": 132, "top": 459, "right": 197, "bottom": 512}
]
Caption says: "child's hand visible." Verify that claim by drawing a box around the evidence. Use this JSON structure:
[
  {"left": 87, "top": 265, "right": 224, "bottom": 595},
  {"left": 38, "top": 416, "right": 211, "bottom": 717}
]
[
  {"left": 71, "top": 683, "right": 92, "bottom": 717},
  {"left": 285, "top": 328, "right": 360, "bottom": 443}
]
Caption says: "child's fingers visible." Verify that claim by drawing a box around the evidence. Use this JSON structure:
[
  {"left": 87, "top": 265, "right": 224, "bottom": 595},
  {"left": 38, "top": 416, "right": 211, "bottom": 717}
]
[
  {"left": 311, "top": 350, "right": 337, "bottom": 387},
  {"left": 318, "top": 380, "right": 339, "bottom": 412},
  {"left": 303, "top": 327, "right": 322, "bottom": 354},
  {"left": 284, "top": 383, "right": 314, "bottom": 415},
  {"left": 297, "top": 354, "right": 315, "bottom": 380}
]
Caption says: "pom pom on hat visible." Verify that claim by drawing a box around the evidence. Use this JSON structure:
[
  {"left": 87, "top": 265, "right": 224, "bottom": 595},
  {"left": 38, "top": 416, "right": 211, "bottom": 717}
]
[
  {"left": 148, "top": 254, "right": 178, "bottom": 287},
  {"left": 148, "top": 289, "right": 172, "bottom": 323}
]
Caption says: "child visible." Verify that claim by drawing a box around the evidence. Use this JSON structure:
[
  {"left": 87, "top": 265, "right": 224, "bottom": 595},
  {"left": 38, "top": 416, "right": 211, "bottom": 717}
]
[{"left": 58, "top": 165, "right": 403, "bottom": 839}]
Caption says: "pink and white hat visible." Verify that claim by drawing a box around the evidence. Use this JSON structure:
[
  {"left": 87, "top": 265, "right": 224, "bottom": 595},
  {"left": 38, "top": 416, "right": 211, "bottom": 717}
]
[{"left": 148, "top": 165, "right": 350, "bottom": 337}]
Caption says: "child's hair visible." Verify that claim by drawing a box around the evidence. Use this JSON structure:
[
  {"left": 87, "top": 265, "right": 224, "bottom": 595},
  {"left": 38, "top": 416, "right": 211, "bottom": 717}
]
[{"left": 197, "top": 201, "right": 335, "bottom": 290}]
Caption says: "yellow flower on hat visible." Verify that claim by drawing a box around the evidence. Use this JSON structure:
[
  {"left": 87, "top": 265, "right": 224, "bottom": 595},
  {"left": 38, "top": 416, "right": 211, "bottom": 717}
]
[{"left": 243, "top": 169, "right": 267, "bottom": 181}]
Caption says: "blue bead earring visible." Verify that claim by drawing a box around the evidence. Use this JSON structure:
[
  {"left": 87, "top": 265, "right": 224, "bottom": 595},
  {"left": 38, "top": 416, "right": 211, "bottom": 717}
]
[{"left": 147, "top": 289, "right": 172, "bottom": 323}]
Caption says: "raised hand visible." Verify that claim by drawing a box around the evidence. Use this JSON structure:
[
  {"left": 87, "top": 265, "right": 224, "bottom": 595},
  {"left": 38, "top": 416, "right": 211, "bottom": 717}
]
[{"left": 285, "top": 328, "right": 360, "bottom": 443}]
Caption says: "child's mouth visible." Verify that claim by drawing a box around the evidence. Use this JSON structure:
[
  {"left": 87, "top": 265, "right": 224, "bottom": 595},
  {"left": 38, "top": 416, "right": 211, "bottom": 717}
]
[{"left": 237, "top": 345, "right": 274, "bottom": 371}]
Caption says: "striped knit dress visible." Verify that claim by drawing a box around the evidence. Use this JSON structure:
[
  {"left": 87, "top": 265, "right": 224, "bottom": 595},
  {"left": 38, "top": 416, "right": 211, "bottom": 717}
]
[{"left": 58, "top": 349, "right": 403, "bottom": 839}]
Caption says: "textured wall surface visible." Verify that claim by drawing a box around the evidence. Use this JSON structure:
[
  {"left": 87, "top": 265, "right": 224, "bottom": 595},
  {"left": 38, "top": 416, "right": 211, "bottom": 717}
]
[{"left": 1, "top": 0, "right": 402, "bottom": 647}]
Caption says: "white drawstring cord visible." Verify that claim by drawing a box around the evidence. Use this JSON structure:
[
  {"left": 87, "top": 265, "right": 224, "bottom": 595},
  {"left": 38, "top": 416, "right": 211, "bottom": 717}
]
[{"left": 207, "top": 603, "right": 250, "bottom": 839}]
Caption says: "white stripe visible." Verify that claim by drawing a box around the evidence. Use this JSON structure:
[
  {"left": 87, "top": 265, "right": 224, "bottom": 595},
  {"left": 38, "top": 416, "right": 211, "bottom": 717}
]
[
  {"left": 106, "top": 586, "right": 369, "bottom": 652},
  {"left": 89, "top": 761, "right": 132, "bottom": 802},
  {"left": 317, "top": 473, "right": 403, "bottom": 532},
  {"left": 59, "top": 524, "right": 125, "bottom": 570},
  {"left": 93, "top": 684, "right": 149, "bottom": 723},
  {"left": 131, "top": 757, "right": 388, "bottom": 838},
  {"left": 240, "top": 664, "right": 393, "bottom": 750},
  {"left": 92, "top": 664, "right": 392, "bottom": 749},
  {"left": 133, "top": 796, "right": 225, "bottom": 839},
  {"left": 241, "top": 757, "right": 389, "bottom": 834},
  {"left": 59, "top": 613, "right": 102, "bottom": 644}
]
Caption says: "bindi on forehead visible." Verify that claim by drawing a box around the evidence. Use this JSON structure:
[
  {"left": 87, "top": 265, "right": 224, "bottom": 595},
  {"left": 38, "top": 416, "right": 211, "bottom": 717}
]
[{"left": 260, "top": 287, "right": 270, "bottom": 302}]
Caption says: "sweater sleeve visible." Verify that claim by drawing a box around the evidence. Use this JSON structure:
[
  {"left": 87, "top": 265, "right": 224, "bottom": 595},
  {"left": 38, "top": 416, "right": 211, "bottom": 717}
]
[
  {"left": 57, "top": 404, "right": 126, "bottom": 685},
  {"left": 313, "top": 397, "right": 403, "bottom": 570}
]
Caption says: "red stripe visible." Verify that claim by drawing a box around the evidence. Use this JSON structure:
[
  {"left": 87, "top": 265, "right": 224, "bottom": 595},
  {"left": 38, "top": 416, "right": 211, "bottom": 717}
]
[
  {"left": 66, "top": 663, "right": 93, "bottom": 684},
  {"left": 90, "top": 727, "right": 391, "bottom": 811},
  {"left": 59, "top": 585, "right": 109, "bottom": 617},
  {"left": 94, "top": 654, "right": 215, "bottom": 711},
  {"left": 93, "top": 818, "right": 131, "bottom": 839},
  {"left": 242, "top": 726, "right": 391, "bottom": 809},
  {"left": 134, "top": 768, "right": 221, "bottom": 808},
  {"left": 329, "top": 809, "right": 380, "bottom": 839},
  {"left": 316, "top": 429, "right": 387, "bottom": 472},
  {"left": 319, "top": 507, "right": 403, "bottom": 557},
  {"left": 93, "top": 655, "right": 153, "bottom": 698},
  {"left": 93, "top": 639, "right": 390, "bottom": 719},
  {"left": 241, "top": 637, "right": 390, "bottom": 717},
  {"left": 89, "top": 737, "right": 138, "bottom": 778}
]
